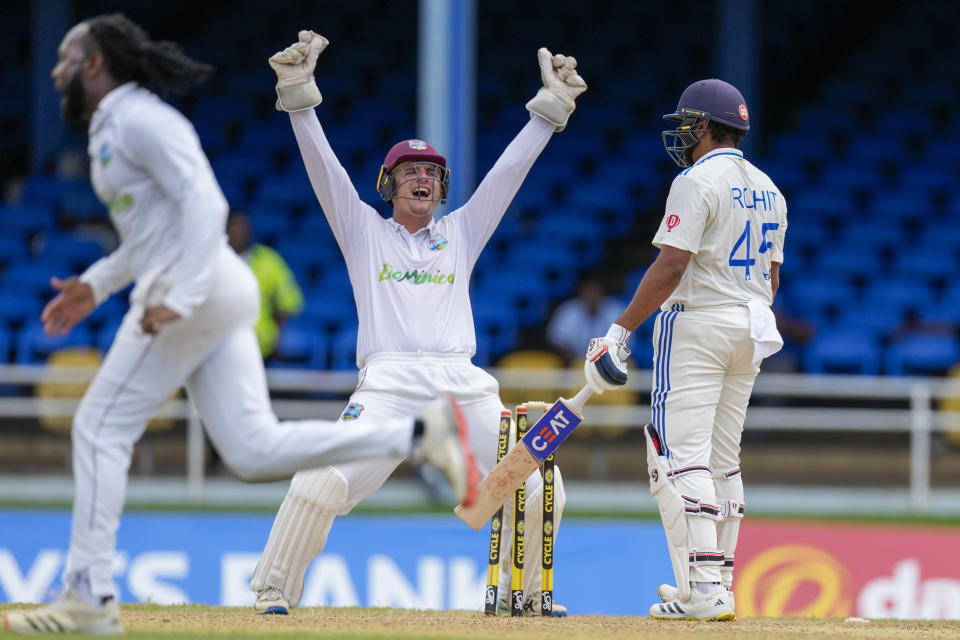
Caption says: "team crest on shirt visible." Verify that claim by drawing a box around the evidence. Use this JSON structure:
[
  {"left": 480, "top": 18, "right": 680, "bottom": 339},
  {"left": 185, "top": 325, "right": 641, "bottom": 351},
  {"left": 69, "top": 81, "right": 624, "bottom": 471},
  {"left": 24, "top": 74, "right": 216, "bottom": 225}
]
[
  {"left": 666, "top": 214, "right": 680, "bottom": 231},
  {"left": 427, "top": 234, "right": 448, "bottom": 251},
  {"left": 99, "top": 143, "right": 112, "bottom": 167},
  {"left": 409, "top": 140, "right": 428, "bottom": 150},
  {"left": 341, "top": 402, "right": 364, "bottom": 421}
]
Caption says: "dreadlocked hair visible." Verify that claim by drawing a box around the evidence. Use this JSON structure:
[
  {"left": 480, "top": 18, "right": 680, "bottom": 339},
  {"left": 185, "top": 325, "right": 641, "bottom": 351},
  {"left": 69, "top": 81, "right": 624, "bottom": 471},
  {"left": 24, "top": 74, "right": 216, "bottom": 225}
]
[{"left": 85, "top": 13, "right": 213, "bottom": 94}]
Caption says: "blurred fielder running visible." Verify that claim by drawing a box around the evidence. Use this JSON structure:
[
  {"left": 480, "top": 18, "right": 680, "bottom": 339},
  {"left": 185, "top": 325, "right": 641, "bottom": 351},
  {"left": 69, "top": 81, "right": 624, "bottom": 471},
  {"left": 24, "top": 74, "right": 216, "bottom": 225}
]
[
  {"left": 248, "top": 31, "right": 585, "bottom": 617},
  {"left": 582, "top": 79, "right": 787, "bottom": 621},
  {"left": 4, "top": 14, "right": 475, "bottom": 636}
]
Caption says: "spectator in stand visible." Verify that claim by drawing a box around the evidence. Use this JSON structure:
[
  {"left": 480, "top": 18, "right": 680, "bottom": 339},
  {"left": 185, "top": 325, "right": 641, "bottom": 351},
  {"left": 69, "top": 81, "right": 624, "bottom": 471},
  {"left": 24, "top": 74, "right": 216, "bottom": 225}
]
[
  {"left": 547, "top": 274, "right": 623, "bottom": 364},
  {"left": 227, "top": 210, "right": 304, "bottom": 360}
]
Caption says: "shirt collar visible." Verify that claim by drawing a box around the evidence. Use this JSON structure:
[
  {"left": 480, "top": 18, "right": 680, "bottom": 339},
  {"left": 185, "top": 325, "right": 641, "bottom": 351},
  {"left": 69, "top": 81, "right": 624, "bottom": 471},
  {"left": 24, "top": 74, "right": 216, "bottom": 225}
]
[
  {"left": 89, "top": 82, "right": 139, "bottom": 134},
  {"left": 387, "top": 216, "right": 437, "bottom": 236},
  {"left": 695, "top": 147, "right": 744, "bottom": 164}
]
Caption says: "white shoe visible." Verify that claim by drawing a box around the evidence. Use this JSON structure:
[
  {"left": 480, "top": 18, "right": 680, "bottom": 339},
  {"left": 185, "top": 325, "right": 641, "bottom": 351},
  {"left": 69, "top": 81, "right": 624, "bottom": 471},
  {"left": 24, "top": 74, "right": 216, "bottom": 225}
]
[
  {"left": 658, "top": 584, "right": 735, "bottom": 612},
  {"left": 412, "top": 396, "right": 479, "bottom": 506},
  {"left": 650, "top": 588, "right": 735, "bottom": 621},
  {"left": 3, "top": 589, "right": 123, "bottom": 635},
  {"left": 254, "top": 586, "right": 290, "bottom": 615}
]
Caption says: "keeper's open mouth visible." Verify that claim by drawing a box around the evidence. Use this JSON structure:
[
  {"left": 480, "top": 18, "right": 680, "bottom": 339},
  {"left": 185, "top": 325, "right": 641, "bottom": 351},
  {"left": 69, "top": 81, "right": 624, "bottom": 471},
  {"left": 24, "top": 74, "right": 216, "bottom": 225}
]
[{"left": 413, "top": 186, "right": 431, "bottom": 198}]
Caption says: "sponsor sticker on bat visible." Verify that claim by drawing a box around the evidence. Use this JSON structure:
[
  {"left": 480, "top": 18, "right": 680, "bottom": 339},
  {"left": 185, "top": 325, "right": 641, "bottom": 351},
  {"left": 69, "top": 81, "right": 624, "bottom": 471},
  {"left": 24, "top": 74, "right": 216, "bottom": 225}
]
[{"left": 520, "top": 400, "right": 583, "bottom": 464}]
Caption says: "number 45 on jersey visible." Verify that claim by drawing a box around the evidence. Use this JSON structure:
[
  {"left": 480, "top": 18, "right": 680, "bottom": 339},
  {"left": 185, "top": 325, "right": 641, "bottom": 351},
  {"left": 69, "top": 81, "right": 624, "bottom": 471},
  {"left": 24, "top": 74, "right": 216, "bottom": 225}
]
[{"left": 729, "top": 221, "right": 779, "bottom": 281}]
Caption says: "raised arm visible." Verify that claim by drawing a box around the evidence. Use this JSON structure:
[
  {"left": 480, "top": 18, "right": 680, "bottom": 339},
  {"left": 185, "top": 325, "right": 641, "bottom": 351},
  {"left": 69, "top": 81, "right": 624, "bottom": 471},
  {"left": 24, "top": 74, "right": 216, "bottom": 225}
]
[
  {"left": 456, "top": 48, "right": 587, "bottom": 260},
  {"left": 270, "top": 31, "right": 371, "bottom": 250}
]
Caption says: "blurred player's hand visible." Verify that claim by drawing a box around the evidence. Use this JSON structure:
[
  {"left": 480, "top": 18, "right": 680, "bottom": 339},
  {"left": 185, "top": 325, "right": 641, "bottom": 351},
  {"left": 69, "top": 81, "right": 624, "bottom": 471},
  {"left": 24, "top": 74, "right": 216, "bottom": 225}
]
[
  {"left": 41, "top": 276, "right": 95, "bottom": 338},
  {"left": 526, "top": 47, "right": 587, "bottom": 131},
  {"left": 583, "top": 326, "right": 630, "bottom": 395},
  {"left": 140, "top": 305, "right": 182, "bottom": 335},
  {"left": 269, "top": 30, "right": 329, "bottom": 112}
]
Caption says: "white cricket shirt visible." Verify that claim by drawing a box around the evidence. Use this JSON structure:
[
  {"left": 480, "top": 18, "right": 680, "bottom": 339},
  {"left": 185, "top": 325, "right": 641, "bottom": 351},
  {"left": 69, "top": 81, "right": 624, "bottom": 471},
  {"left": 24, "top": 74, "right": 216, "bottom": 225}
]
[
  {"left": 290, "top": 110, "right": 554, "bottom": 367},
  {"left": 653, "top": 148, "right": 787, "bottom": 309},
  {"left": 79, "top": 82, "right": 229, "bottom": 317}
]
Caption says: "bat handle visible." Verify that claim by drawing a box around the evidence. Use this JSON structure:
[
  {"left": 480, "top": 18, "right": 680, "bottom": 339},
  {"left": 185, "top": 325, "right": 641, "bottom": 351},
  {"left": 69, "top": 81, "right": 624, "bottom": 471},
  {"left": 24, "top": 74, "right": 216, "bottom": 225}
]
[{"left": 566, "top": 385, "right": 593, "bottom": 416}]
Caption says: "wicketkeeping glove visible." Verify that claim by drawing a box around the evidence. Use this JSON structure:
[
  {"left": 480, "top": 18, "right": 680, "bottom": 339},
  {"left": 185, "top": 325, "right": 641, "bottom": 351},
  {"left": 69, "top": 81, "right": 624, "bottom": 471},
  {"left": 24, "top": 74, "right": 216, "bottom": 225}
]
[
  {"left": 584, "top": 324, "right": 631, "bottom": 395},
  {"left": 269, "top": 30, "right": 329, "bottom": 112},
  {"left": 525, "top": 47, "right": 587, "bottom": 131}
]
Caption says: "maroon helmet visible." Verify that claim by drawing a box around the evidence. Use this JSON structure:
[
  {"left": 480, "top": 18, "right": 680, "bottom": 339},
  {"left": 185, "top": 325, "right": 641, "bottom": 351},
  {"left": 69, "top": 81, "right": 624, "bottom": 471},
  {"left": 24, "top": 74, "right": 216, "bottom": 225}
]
[{"left": 376, "top": 139, "right": 450, "bottom": 204}]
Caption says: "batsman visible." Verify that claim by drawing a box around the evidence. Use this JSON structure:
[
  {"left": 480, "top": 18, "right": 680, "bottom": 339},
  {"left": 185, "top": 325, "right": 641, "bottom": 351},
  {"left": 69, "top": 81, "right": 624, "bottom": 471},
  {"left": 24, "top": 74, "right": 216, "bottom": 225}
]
[
  {"left": 249, "top": 31, "right": 587, "bottom": 616},
  {"left": 583, "top": 79, "right": 787, "bottom": 621}
]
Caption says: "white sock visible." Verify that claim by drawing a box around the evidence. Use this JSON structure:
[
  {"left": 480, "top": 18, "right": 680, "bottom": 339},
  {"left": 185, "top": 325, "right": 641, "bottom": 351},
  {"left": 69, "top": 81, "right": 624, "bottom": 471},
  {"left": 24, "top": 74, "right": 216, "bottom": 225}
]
[{"left": 695, "top": 581, "right": 723, "bottom": 595}]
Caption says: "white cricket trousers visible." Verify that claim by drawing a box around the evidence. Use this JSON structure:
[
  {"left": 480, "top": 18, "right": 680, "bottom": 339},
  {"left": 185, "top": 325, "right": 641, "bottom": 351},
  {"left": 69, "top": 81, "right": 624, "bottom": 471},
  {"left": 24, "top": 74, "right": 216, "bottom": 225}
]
[
  {"left": 63, "top": 247, "right": 411, "bottom": 599},
  {"left": 321, "top": 352, "right": 543, "bottom": 512},
  {"left": 651, "top": 304, "right": 758, "bottom": 584},
  {"left": 252, "top": 352, "right": 558, "bottom": 607}
]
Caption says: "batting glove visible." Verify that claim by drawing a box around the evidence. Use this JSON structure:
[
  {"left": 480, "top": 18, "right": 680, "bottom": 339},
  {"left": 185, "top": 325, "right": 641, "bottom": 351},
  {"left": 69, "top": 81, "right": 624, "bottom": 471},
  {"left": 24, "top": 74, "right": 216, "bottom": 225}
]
[
  {"left": 525, "top": 47, "right": 587, "bottom": 131},
  {"left": 584, "top": 324, "right": 631, "bottom": 395},
  {"left": 269, "top": 30, "right": 329, "bottom": 112}
]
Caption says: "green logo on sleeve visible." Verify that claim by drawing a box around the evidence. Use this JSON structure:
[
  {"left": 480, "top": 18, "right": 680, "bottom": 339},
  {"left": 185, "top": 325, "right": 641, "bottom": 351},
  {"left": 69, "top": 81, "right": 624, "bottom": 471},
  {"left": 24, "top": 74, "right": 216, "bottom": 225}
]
[{"left": 378, "top": 263, "right": 455, "bottom": 285}]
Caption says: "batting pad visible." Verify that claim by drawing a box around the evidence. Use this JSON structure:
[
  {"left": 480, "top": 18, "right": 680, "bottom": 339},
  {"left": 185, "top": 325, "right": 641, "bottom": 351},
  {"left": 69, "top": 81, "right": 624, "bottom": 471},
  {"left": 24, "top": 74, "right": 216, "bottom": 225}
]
[
  {"left": 644, "top": 425, "right": 691, "bottom": 602},
  {"left": 250, "top": 467, "right": 348, "bottom": 606},
  {"left": 714, "top": 468, "right": 745, "bottom": 589}
]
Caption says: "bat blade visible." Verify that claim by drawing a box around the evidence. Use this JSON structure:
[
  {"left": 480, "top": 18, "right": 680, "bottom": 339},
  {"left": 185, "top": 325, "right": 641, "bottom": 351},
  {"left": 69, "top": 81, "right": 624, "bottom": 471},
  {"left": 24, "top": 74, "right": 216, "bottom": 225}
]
[{"left": 455, "top": 392, "right": 588, "bottom": 530}]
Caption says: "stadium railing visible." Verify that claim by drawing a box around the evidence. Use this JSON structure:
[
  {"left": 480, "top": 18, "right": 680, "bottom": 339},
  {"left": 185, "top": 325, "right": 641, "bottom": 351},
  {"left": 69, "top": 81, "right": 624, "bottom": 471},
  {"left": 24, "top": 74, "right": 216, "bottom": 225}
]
[{"left": 0, "top": 364, "right": 956, "bottom": 512}]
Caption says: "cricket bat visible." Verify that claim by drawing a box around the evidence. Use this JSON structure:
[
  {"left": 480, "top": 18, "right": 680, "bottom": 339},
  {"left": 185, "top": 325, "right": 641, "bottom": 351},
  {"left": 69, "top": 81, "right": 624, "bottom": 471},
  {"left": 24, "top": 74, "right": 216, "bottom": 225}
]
[{"left": 455, "top": 385, "right": 593, "bottom": 530}]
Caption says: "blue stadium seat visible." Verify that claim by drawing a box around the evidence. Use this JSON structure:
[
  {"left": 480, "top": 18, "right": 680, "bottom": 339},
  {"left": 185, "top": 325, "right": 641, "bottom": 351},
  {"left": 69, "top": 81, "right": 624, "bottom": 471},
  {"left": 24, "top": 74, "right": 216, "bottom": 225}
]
[
  {"left": 816, "top": 246, "right": 884, "bottom": 279},
  {"left": 788, "top": 277, "right": 855, "bottom": 321},
  {"left": 20, "top": 175, "right": 73, "bottom": 208},
  {"left": 329, "top": 324, "right": 358, "bottom": 371},
  {"left": 301, "top": 295, "right": 357, "bottom": 333},
  {"left": 2, "top": 262, "right": 73, "bottom": 295},
  {"left": 471, "top": 277, "right": 549, "bottom": 327},
  {"left": 256, "top": 172, "right": 316, "bottom": 209},
  {"left": 834, "top": 307, "right": 900, "bottom": 337},
  {"left": 922, "top": 140, "right": 960, "bottom": 167},
  {"left": 86, "top": 296, "right": 128, "bottom": 328},
  {"left": 790, "top": 191, "right": 858, "bottom": 221},
  {"left": 59, "top": 184, "right": 105, "bottom": 221},
  {"left": 794, "top": 105, "right": 860, "bottom": 135},
  {"left": 843, "top": 223, "right": 906, "bottom": 253},
  {"left": 16, "top": 325, "right": 94, "bottom": 364},
  {"left": 246, "top": 207, "right": 297, "bottom": 246},
  {"left": 885, "top": 334, "right": 960, "bottom": 376},
  {"left": 872, "top": 109, "right": 933, "bottom": 137},
  {"left": 0, "top": 291, "right": 40, "bottom": 327},
  {"left": 864, "top": 277, "right": 933, "bottom": 310},
  {"left": 37, "top": 235, "right": 104, "bottom": 269},
  {"left": 0, "top": 233, "right": 27, "bottom": 264},
  {"left": 0, "top": 203, "right": 56, "bottom": 236},
  {"left": 869, "top": 192, "right": 934, "bottom": 224},
  {"left": 804, "top": 328, "right": 881, "bottom": 375},
  {"left": 819, "top": 164, "right": 885, "bottom": 191},
  {"left": 889, "top": 250, "right": 956, "bottom": 282},
  {"left": 768, "top": 133, "right": 832, "bottom": 162},
  {"left": 271, "top": 324, "right": 328, "bottom": 369},
  {"left": 0, "top": 325, "right": 10, "bottom": 363},
  {"left": 95, "top": 319, "right": 123, "bottom": 354},
  {"left": 897, "top": 165, "right": 957, "bottom": 197},
  {"left": 472, "top": 300, "right": 519, "bottom": 357}
]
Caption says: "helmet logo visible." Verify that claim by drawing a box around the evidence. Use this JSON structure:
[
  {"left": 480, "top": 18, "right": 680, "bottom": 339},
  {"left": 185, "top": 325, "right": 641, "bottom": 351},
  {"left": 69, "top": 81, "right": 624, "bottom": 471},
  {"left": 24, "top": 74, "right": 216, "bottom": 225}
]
[
  {"left": 739, "top": 104, "right": 749, "bottom": 120},
  {"left": 408, "top": 140, "right": 428, "bottom": 150},
  {"left": 666, "top": 214, "right": 680, "bottom": 231}
]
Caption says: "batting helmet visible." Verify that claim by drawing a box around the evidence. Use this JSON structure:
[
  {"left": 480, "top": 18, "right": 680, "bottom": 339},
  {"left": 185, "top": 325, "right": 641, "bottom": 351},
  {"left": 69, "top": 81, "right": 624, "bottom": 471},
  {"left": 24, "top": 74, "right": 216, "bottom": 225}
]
[
  {"left": 662, "top": 79, "right": 750, "bottom": 168},
  {"left": 376, "top": 139, "right": 450, "bottom": 204}
]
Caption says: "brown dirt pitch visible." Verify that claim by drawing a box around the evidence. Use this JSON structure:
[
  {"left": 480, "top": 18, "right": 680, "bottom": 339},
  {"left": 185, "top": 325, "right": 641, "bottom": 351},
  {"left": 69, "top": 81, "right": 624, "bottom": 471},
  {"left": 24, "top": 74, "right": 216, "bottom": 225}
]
[{"left": 2, "top": 605, "right": 959, "bottom": 639}]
